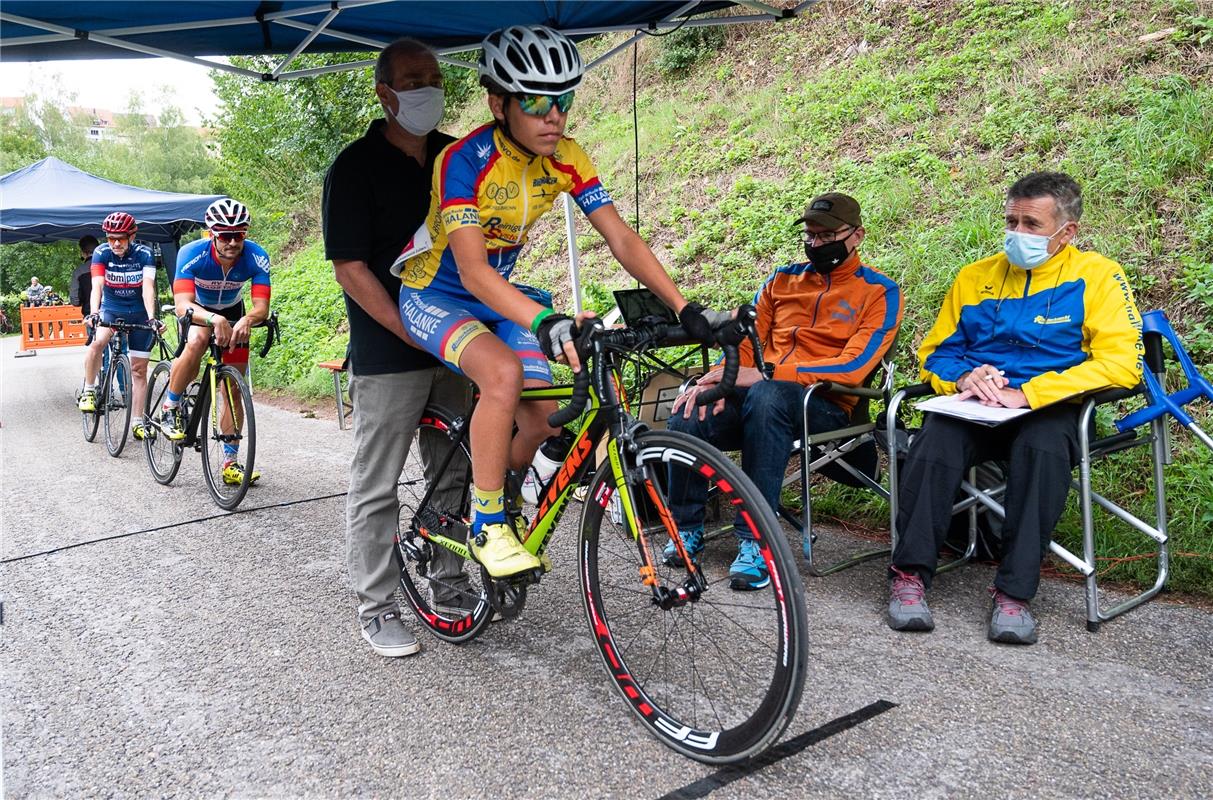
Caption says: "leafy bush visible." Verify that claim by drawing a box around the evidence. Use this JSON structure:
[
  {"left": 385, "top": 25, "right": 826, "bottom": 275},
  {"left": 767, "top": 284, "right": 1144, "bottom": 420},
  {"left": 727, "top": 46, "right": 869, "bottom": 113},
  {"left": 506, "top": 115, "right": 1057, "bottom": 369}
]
[{"left": 655, "top": 26, "right": 727, "bottom": 76}]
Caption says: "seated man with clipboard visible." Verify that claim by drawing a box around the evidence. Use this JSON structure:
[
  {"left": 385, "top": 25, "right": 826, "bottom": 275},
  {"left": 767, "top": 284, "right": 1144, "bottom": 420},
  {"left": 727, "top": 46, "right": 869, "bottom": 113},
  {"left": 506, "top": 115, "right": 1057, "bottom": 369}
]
[{"left": 887, "top": 172, "right": 1144, "bottom": 645}]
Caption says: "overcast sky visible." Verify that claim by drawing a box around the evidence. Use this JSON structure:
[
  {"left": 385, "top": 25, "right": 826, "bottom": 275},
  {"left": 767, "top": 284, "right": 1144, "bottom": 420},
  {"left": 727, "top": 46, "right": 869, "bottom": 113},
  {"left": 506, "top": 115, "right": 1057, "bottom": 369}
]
[{"left": 0, "top": 57, "right": 223, "bottom": 125}]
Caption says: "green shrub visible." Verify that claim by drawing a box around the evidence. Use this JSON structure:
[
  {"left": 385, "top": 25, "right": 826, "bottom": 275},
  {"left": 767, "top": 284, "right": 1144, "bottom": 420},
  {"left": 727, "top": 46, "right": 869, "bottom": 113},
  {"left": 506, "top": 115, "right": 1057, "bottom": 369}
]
[{"left": 656, "top": 25, "right": 727, "bottom": 76}]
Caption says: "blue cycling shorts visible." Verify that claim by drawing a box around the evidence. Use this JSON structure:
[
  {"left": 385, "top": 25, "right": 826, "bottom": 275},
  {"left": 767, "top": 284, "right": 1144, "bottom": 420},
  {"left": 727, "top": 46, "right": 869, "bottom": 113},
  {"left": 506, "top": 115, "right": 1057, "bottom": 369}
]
[
  {"left": 100, "top": 308, "right": 153, "bottom": 358},
  {"left": 399, "top": 288, "right": 552, "bottom": 383}
]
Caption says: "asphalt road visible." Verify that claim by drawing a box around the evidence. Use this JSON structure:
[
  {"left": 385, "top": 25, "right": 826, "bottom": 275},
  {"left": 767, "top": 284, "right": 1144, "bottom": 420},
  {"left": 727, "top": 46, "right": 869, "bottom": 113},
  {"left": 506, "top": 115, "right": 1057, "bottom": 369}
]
[{"left": 2, "top": 338, "right": 1211, "bottom": 799}]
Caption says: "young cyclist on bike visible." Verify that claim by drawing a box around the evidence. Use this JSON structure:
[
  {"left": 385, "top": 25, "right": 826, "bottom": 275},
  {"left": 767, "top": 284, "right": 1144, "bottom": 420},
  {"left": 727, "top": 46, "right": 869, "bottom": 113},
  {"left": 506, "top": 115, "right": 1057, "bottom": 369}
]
[
  {"left": 164, "top": 198, "right": 272, "bottom": 485},
  {"left": 393, "top": 25, "right": 729, "bottom": 579},
  {"left": 79, "top": 212, "right": 164, "bottom": 438}
]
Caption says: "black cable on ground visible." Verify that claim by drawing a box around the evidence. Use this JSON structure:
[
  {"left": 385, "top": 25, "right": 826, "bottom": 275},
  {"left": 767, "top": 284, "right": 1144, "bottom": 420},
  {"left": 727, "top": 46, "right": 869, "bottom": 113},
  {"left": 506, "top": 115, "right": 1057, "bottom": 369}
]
[
  {"left": 657, "top": 700, "right": 898, "bottom": 800},
  {"left": 1, "top": 490, "right": 350, "bottom": 564}
]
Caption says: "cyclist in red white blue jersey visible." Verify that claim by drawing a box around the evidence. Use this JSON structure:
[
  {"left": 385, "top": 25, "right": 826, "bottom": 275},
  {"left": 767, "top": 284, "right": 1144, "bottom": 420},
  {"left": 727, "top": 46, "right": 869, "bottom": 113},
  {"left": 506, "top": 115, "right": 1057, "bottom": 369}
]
[
  {"left": 163, "top": 198, "right": 272, "bottom": 484},
  {"left": 78, "top": 211, "right": 164, "bottom": 439}
]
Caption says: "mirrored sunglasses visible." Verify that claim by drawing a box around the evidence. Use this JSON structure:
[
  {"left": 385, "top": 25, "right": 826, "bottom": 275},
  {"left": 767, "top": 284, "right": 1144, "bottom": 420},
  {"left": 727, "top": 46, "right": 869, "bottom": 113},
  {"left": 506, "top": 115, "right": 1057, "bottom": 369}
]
[
  {"left": 515, "top": 90, "right": 575, "bottom": 116},
  {"left": 214, "top": 230, "right": 247, "bottom": 243}
]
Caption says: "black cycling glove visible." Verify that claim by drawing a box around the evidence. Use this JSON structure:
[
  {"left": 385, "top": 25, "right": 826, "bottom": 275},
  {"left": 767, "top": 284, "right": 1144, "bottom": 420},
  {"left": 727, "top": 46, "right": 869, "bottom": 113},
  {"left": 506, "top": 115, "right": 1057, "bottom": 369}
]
[
  {"left": 678, "top": 302, "right": 732, "bottom": 343},
  {"left": 535, "top": 313, "right": 577, "bottom": 361}
]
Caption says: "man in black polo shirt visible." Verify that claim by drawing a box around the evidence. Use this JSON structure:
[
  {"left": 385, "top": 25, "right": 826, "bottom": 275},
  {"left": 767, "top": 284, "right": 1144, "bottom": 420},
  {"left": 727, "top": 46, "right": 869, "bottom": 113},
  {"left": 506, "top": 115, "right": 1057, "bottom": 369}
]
[{"left": 322, "top": 38, "right": 471, "bottom": 658}]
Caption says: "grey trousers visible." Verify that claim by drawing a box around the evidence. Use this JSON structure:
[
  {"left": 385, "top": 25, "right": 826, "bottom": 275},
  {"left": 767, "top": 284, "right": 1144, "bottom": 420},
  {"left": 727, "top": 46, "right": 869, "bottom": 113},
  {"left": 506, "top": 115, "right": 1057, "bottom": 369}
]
[{"left": 347, "top": 367, "right": 471, "bottom": 621}]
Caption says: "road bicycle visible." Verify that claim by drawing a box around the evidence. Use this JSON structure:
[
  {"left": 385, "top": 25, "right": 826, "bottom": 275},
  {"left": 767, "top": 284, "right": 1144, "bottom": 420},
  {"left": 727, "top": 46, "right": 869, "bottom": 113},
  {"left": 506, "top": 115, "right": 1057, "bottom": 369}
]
[
  {"left": 141, "top": 308, "right": 279, "bottom": 510},
  {"left": 395, "top": 308, "right": 808, "bottom": 764},
  {"left": 80, "top": 318, "right": 160, "bottom": 457}
]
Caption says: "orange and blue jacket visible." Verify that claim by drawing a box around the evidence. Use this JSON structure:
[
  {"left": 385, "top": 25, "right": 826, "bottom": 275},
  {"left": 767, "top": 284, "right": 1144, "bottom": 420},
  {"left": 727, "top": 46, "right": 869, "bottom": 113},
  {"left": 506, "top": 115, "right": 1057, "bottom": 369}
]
[
  {"left": 919, "top": 245, "right": 1143, "bottom": 407},
  {"left": 739, "top": 251, "right": 903, "bottom": 415}
]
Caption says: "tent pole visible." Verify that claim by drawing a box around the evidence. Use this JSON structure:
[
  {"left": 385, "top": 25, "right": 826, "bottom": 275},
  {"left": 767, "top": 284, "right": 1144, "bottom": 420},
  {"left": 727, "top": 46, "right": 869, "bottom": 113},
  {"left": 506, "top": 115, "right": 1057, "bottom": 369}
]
[{"left": 562, "top": 194, "right": 582, "bottom": 315}]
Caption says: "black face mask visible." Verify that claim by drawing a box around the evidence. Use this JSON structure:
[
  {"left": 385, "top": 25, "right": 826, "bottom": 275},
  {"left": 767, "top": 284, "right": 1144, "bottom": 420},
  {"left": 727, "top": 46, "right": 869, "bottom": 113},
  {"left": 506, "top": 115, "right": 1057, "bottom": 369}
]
[{"left": 805, "top": 240, "right": 851, "bottom": 274}]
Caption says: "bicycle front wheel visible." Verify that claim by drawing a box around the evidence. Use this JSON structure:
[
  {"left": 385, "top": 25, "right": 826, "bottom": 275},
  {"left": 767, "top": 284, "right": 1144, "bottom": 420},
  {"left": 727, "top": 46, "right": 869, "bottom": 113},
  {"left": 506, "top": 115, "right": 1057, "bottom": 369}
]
[
  {"left": 143, "top": 360, "right": 183, "bottom": 485},
  {"left": 200, "top": 365, "right": 256, "bottom": 510},
  {"left": 81, "top": 401, "right": 100, "bottom": 442},
  {"left": 103, "top": 353, "right": 132, "bottom": 457},
  {"left": 580, "top": 429, "right": 808, "bottom": 764},
  {"left": 396, "top": 405, "right": 493, "bottom": 644}
]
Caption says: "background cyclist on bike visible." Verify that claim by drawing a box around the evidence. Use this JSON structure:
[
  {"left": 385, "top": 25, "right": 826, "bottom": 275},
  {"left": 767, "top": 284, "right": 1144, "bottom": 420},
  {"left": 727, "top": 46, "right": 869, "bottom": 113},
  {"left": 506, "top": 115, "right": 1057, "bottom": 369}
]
[
  {"left": 78, "top": 212, "right": 163, "bottom": 438},
  {"left": 165, "top": 198, "right": 272, "bottom": 485},
  {"left": 394, "top": 25, "right": 729, "bottom": 578}
]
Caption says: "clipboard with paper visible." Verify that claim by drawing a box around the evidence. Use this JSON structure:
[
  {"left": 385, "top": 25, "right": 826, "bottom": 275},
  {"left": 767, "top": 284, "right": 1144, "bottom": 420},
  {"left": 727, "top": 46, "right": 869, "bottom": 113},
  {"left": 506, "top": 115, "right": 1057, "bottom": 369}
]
[{"left": 915, "top": 393, "right": 1033, "bottom": 426}]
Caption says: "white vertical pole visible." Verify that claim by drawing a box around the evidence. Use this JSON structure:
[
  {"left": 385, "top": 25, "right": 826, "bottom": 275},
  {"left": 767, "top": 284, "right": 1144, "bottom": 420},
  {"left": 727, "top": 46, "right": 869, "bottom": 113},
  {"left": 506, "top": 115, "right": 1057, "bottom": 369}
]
[{"left": 562, "top": 192, "right": 582, "bottom": 314}]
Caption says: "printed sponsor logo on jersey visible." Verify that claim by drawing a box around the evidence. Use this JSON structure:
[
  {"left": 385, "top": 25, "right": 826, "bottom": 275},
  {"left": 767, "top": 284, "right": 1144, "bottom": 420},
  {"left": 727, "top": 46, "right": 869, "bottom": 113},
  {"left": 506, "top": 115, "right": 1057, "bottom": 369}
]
[
  {"left": 442, "top": 320, "right": 483, "bottom": 363},
  {"left": 831, "top": 299, "right": 858, "bottom": 323},
  {"left": 578, "top": 185, "right": 611, "bottom": 208},
  {"left": 475, "top": 141, "right": 493, "bottom": 161},
  {"left": 485, "top": 181, "right": 520, "bottom": 204},
  {"left": 980, "top": 283, "right": 995, "bottom": 296},
  {"left": 442, "top": 207, "right": 480, "bottom": 228},
  {"left": 532, "top": 176, "right": 558, "bottom": 187},
  {"left": 1034, "top": 314, "right": 1073, "bottom": 325},
  {"left": 483, "top": 216, "right": 523, "bottom": 242},
  {"left": 193, "top": 278, "right": 246, "bottom": 292},
  {"left": 105, "top": 270, "right": 145, "bottom": 286},
  {"left": 253, "top": 253, "right": 270, "bottom": 272}
]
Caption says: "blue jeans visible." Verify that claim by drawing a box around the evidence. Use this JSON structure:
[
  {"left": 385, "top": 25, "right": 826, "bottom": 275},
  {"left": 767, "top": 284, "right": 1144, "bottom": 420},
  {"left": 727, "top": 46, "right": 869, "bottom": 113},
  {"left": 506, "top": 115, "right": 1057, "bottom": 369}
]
[{"left": 667, "top": 380, "right": 850, "bottom": 538}]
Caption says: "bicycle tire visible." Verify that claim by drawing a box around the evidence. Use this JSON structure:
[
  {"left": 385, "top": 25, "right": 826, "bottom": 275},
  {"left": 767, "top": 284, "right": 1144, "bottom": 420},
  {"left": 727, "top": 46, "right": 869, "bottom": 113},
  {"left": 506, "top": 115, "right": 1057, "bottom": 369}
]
[
  {"left": 143, "top": 360, "right": 183, "bottom": 485},
  {"left": 81, "top": 400, "right": 100, "bottom": 442},
  {"left": 579, "top": 428, "right": 808, "bottom": 764},
  {"left": 200, "top": 365, "right": 256, "bottom": 510},
  {"left": 103, "top": 352, "right": 133, "bottom": 457},
  {"left": 396, "top": 405, "right": 494, "bottom": 644}
]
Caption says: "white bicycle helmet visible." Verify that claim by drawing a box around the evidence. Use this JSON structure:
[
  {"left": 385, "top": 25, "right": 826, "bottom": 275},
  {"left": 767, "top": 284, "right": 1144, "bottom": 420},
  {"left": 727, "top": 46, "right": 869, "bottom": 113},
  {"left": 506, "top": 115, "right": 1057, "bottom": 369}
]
[
  {"left": 204, "top": 198, "right": 251, "bottom": 231},
  {"left": 478, "top": 25, "right": 584, "bottom": 95}
]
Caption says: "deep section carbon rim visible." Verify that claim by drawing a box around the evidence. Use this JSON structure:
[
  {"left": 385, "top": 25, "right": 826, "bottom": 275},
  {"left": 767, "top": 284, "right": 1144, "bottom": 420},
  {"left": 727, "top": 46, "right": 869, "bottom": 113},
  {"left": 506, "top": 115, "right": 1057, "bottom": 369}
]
[{"left": 580, "top": 429, "right": 808, "bottom": 764}]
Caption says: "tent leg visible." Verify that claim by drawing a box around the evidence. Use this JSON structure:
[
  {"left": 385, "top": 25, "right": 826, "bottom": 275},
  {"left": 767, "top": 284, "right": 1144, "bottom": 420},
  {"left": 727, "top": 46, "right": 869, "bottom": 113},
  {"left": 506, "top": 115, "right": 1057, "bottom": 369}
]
[{"left": 563, "top": 193, "right": 582, "bottom": 315}]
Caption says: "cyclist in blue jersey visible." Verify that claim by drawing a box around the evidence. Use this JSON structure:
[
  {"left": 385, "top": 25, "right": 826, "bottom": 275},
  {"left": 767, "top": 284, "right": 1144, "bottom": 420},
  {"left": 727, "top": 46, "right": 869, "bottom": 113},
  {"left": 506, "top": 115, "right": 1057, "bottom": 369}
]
[
  {"left": 78, "top": 212, "right": 164, "bottom": 439},
  {"left": 164, "top": 198, "right": 272, "bottom": 485},
  {"left": 393, "top": 26, "right": 730, "bottom": 578}
]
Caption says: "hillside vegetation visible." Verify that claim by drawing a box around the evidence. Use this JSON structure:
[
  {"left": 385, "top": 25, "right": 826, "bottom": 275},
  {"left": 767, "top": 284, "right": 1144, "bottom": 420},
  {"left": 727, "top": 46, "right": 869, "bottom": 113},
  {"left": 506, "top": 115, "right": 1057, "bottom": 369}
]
[{"left": 229, "top": 0, "right": 1213, "bottom": 594}]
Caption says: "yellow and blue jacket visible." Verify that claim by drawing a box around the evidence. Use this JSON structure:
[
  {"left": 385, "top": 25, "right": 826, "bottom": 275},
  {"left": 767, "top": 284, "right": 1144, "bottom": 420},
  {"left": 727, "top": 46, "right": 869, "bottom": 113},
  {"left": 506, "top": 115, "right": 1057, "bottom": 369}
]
[{"left": 919, "top": 245, "right": 1143, "bottom": 408}]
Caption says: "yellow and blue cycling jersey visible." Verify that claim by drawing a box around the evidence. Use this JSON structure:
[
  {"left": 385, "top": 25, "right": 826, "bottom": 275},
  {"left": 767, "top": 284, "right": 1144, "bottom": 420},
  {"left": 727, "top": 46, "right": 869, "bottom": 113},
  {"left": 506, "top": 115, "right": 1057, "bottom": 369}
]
[
  {"left": 392, "top": 123, "right": 611, "bottom": 295},
  {"left": 919, "top": 245, "right": 1143, "bottom": 408},
  {"left": 392, "top": 124, "right": 612, "bottom": 379}
]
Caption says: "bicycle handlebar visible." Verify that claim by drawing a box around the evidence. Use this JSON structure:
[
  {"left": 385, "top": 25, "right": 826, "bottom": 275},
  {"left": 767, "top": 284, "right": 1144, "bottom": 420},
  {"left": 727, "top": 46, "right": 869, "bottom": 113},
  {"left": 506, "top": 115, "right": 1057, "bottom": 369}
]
[
  {"left": 172, "top": 308, "right": 281, "bottom": 360},
  {"left": 85, "top": 317, "right": 161, "bottom": 346},
  {"left": 547, "top": 304, "right": 759, "bottom": 428}
]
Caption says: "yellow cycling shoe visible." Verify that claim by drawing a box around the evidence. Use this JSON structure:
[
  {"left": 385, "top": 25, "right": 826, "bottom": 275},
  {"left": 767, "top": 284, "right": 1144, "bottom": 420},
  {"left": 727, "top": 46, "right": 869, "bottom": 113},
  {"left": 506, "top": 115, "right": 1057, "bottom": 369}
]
[
  {"left": 132, "top": 421, "right": 150, "bottom": 440},
  {"left": 222, "top": 459, "right": 261, "bottom": 486},
  {"left": 78, "top": 389, "right": 97, "bottom": 413},
  {"left": 468, "top": 522, "right": 541, "bottom": 578},
  {"left": 511, "top": 515, "right": 551, "bottom": 573}
]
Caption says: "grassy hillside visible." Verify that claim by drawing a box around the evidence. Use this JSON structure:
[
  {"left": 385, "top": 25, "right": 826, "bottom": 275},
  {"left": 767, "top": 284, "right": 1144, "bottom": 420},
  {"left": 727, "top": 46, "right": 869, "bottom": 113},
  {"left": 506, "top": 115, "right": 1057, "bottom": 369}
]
[{"left": 263, "top": 0, "right": 1213, "bottom": 593}]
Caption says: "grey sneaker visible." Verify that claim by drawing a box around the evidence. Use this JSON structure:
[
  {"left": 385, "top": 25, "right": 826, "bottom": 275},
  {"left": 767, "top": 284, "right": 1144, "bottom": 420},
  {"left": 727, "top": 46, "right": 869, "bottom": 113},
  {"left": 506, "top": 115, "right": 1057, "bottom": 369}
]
[
  {"left": 988, "top": 587, "right": 1038, "bottom": 645},
  {"left": 360, "top": 608, "right": 421, "bottom": 657},
  {"left": 887, "top": 567, "right": 935, "bottom": 632}
]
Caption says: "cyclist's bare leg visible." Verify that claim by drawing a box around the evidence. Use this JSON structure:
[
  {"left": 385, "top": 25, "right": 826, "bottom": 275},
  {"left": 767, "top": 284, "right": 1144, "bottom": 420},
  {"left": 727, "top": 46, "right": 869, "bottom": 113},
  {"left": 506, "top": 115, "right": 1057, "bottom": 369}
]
[
  {"left": 168, "top": 326, "right": 209, "bottom": 397},
  {"left": 458, "top": 333, "right": 522, "bottom": 491},
  {"left": 511, "top": 385, "right": 558, "bottom": 472},
  {"left": 83, "top": 326, "right": 114, "bottom": 386},
  {"left": 130, "top": 357, "right": 149, "bottom": 419}
]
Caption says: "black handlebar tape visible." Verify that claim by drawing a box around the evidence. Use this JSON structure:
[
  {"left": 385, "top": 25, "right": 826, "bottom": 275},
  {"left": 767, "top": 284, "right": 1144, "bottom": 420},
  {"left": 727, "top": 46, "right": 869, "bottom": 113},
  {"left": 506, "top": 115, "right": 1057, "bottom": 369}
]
[
  {"left": 547, "top": 319, "right": 601, "bottom": 428},
  {"left": 173, "top": 309, "right": 194, "bottom": 359},
  {"left": 258, "top": 312, "right": 279, "bottom": 358},
  {"left": 695, "top": 344, "right": 740, "bottom": 406}
]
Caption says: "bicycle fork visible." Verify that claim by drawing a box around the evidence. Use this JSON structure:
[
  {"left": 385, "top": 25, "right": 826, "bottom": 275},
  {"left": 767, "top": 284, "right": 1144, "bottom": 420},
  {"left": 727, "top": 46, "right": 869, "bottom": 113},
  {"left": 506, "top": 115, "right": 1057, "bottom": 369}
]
[{"left": 605, "top": 434, "right": 707, "bottom": 610}]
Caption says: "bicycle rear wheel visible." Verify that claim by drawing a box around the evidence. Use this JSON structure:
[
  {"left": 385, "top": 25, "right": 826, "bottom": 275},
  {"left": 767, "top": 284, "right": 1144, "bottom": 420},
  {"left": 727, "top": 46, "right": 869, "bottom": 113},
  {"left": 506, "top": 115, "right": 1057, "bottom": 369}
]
[
  {"left": 580, "top": 429, "right": 808, "bottom": 764},
  {"left": 396, "top": 405, "right": 493, "bottom": 644},
  {"left": 143, "top": 360, "right": 183, "bottom": 484},
  {"left": 200, "top": 365, "right": 255, "bottom": 510},
  {"left": 103, "top": 353, "right": 132, "bottom": 457}
]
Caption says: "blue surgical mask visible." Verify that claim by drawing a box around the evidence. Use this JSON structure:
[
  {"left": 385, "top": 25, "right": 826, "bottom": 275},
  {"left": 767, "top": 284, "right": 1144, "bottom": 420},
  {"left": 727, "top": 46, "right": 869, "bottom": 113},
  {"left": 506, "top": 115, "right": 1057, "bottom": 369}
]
[
  {"left": 1004, "top": 226, "right": 1065, "bottom": 270},
  {"left": 389, "top": 86, "right": 444, "bottom": 135}
]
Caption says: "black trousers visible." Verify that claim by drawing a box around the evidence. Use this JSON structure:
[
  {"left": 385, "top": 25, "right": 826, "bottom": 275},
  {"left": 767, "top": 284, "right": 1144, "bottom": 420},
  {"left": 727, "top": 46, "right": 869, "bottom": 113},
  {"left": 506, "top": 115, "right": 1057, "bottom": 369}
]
[{"left": 890, "top": 404, "right": 1081, "bottom": 600}]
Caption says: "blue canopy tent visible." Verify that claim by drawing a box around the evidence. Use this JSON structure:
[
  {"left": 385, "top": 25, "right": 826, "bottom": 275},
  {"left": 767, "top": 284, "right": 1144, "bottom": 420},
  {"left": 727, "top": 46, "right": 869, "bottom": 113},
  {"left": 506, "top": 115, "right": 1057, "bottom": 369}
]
[
  {"left": 0, "top": 157, "right": 223, "bottom": 245},
  {"left": 0, "top": 0, "right": 809, "bottom": 305}
]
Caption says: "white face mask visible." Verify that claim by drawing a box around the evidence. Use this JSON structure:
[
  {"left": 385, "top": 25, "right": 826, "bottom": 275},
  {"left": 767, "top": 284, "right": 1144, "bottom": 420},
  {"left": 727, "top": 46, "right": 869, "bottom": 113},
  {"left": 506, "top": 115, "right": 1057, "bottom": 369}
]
[{"left": 388, "top": 86, "right": 444, "bottom": 135}]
